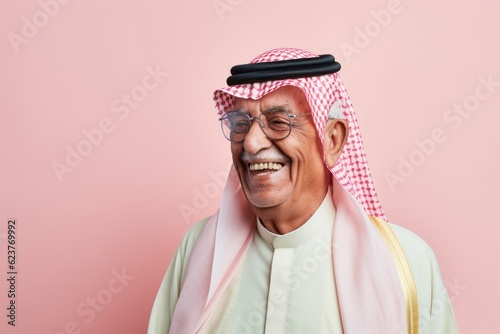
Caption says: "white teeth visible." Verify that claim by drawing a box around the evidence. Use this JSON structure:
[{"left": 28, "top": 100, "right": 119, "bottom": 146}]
[{"left": 249, "top": 162, "right": 283, "bottom": 171}]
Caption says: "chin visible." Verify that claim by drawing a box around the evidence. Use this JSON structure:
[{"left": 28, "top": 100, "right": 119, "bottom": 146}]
[{"left": 244, "top": 189, "right": 291, "bottom": 209}]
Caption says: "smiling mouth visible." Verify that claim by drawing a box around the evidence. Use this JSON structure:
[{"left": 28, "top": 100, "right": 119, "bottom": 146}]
[{"left": 248, "top": 162, "right": 283, "bottom": 171}]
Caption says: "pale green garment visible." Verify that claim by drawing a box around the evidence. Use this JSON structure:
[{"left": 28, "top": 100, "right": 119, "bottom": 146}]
[{"left": 148, "top": 191, "right": 458, "bottom": 333}]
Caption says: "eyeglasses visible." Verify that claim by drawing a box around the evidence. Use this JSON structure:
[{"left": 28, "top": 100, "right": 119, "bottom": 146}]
[{"left": 219, "top": 109, "right": 312, "bottom": 143}]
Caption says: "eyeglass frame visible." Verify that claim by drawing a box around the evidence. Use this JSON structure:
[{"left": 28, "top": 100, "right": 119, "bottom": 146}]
[{"left": 219, "top": 108, "right": 313, "bottom": 143}]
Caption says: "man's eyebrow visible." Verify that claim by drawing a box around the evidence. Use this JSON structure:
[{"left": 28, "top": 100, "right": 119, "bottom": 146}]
[{"left": 262, "top": 105, "right": 290, "bottom": 113}]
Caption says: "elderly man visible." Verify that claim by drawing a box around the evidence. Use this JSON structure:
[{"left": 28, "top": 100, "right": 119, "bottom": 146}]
[{"left": 148, "top": 48, "right": 458, "bottom": 333}]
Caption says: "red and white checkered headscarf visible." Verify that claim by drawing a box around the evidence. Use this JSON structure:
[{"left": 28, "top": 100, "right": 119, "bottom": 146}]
[
  {"left": 214, "top": 48, "right": 385, "bottom": 219},
  {"left": 167, "top": 48, "right": 405, "bottom": 334}
]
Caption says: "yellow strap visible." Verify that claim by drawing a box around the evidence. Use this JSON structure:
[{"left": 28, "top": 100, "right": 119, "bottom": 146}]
[{"left": 369, "top": 216, "right": 419, "bottom": 334}]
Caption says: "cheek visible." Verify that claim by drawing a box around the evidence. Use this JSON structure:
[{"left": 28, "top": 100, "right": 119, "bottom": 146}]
[
  {"left": 289, "top": 134, "right": 322, "bottom": 162},
  {"left": 230, "top": 144, "right": 245, "bottom": 175},
  {"left": 230, "top": 143, "right": 241, "bottom": 159},
  {"left": 295, "top": 139, "right": 326, "bottom": 175}
]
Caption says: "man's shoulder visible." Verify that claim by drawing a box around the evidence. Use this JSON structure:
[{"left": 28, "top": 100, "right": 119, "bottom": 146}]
[
  {"left": 387, "top": 222, "right": 442, "bottom": 276},
  {"left": 183, "top": 216, "right": 212, "bottom": 242},
  {"left": 388, "top": 223, "right": 435, "bottom": 258},
  {"left": 177, "top": 216, "right": 213, "bottom": 257}
]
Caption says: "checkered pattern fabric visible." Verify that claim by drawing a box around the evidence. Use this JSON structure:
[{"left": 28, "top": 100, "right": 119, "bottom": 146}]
[{"left": 214, "top": 48, "right": 385, "bottom": 219}]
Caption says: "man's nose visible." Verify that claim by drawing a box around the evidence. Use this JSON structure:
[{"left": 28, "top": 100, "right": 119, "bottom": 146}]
[{"left": 243, "top": 119, "right": 272, "bottom": 155}]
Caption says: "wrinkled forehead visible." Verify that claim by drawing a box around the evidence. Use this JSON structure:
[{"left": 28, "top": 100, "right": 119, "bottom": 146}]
[
  {"left": 230, "top": 85, "right": 311, "bottom": 114},
  {"left": 214, "top": 80, "right": 308, "bottom": 114}
]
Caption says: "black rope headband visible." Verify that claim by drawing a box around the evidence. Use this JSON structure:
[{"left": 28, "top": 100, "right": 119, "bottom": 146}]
[{"left": 226, "top": 54, "right": 341, "bottom": 86}]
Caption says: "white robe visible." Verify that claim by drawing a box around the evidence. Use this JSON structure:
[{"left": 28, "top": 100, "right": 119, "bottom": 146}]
[{"left": 148, "top": 191, "right": 458, "bottom": 333}]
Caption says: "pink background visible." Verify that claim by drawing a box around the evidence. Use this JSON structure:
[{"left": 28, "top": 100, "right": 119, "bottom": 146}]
[{"left": 1, "top": 0, "right": 498, "bottom": 333}]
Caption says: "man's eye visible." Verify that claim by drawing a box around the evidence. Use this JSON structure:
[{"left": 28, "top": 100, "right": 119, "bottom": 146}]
[
  {"left": 267, "top": 116, "right": 290, "bottom": 130},
  {"left": 268, "top": 117, "right": 288, "bottom": 124},
  {"left": 232, "top": 121, "right": 250, "bottom": 133}
]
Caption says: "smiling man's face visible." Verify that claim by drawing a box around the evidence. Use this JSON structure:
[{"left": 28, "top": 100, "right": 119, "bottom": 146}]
[{"left": 230, "top": 86, "right": 330, "bottom": 214}]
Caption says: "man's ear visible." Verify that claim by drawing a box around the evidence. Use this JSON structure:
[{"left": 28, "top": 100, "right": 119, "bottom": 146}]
[{"left": 323, "top": 119, "right": 348, "bottom": 169}]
